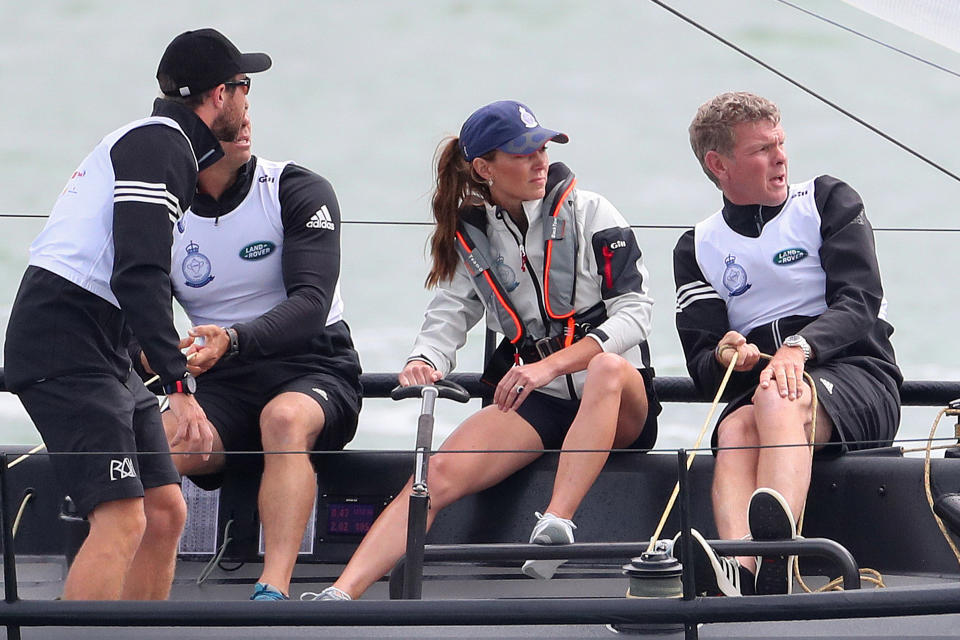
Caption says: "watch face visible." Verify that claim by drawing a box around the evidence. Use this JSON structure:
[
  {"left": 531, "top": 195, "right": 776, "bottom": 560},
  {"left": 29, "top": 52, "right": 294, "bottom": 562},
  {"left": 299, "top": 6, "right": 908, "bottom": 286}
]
[{"left": 184, "top": 373, "right": 197, "bottom": 394}]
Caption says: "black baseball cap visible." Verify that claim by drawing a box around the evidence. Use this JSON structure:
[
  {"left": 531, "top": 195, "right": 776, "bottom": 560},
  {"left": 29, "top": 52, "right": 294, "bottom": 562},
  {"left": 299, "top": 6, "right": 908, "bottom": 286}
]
[{"left": 157, "top": 28, "right": 272, "bottom": 97}]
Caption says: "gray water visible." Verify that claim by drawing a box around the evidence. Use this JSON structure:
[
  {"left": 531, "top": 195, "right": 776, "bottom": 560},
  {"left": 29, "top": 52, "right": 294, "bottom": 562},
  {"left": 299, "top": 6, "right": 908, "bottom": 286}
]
[{"left": 1, "top": 0, "right": 959, "bottom": 451}]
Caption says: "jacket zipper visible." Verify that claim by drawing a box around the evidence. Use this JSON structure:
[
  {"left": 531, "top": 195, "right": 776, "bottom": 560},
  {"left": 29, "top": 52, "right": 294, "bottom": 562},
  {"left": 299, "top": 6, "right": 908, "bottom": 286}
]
[
  {"left": 500, "top": 210, "right": 550, "bottom": 329},
  {"left": 501, "top": 210, "right": 579, "bottom": 400}
]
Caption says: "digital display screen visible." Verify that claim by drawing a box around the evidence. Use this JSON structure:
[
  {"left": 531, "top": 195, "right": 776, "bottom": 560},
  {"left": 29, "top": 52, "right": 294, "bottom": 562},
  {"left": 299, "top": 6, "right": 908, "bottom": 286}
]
[{"left": 326, "top": 502, "right": 376, "bottom": 536}]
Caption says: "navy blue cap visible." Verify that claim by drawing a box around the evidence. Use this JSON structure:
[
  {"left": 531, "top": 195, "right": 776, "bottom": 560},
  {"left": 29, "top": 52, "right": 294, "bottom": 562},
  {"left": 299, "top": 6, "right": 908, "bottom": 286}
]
[{"left": 459, "top": 100, "right": 568, "bottom": 161}]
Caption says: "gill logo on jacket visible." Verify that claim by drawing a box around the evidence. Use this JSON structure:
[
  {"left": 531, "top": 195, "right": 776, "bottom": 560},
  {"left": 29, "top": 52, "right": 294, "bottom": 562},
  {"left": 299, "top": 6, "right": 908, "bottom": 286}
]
[{"left": 772, "top": 247, "right": 809, "bottom": 265}]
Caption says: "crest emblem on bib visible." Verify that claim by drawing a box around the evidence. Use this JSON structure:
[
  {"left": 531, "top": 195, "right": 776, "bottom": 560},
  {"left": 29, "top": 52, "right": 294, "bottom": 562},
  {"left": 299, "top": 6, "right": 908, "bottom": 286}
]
[
  {"left": 722, "top": 254, "right": 751, "bottom": 297},
  {"left": 182, "top": 241, "right": 215, "bottom": 288},
  {"left": 494, "top": 255, "right": 520, "bottom": 292}
]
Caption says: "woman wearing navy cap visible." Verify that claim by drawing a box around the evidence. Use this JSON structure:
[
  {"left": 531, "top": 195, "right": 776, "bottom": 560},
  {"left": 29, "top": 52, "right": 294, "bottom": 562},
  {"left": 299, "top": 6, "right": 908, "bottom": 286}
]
[{"left": 312, "top": 100, "right": 660, "bottom": 601}]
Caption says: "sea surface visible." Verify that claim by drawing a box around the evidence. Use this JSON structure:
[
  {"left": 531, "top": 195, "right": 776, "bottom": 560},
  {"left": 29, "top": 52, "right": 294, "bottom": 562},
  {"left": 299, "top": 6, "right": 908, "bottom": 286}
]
[{"left": 1, "top": 0, "right": 959, "bottom": 453}]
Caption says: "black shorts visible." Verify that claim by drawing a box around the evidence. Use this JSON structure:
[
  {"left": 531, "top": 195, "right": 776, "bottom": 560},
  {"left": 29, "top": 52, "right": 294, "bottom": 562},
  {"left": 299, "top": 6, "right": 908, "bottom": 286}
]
[
  {"left": 515, "top": 368, "right": 660, "bottom": 451},
  {"left": 17, "top": 371, "right": 180, "bottom": 517},
  {"left": 713, "top": 360, "right": 900, "bottom": 455},
  {"left": 186, "top": 358, "right": 362, "bottom": 489}
]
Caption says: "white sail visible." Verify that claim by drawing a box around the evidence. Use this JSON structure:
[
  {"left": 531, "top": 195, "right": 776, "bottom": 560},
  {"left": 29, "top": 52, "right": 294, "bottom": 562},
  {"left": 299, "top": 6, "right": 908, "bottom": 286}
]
[{"left": 842, "top": 0, "right": 960, "bottom": 52}]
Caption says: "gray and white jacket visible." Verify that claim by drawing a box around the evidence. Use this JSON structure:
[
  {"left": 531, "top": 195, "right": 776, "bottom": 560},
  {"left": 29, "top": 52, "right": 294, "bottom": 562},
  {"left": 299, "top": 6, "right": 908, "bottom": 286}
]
[{"left": 409, "top": 184, "right": 654, "bottom": 400}]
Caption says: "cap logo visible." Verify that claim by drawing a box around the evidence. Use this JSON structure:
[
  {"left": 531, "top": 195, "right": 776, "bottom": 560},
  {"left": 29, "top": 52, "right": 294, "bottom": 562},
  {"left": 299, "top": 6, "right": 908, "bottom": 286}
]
[{"left": 518, "top": 106, "right": 538, "bottom": 128}]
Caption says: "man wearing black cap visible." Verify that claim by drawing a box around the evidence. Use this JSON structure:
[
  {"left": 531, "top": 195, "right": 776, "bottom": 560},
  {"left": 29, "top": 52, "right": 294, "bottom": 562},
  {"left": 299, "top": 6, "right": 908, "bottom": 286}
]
[{"left": 3, "top": 29, "right": 271, "bottom": 600}]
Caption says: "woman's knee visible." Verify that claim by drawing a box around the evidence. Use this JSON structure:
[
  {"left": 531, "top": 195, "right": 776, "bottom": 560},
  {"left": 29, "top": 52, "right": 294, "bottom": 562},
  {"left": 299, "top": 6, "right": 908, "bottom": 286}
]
[
  {"left": 423, "top": 454, "right": 469, "bottom": 508},
  {"left": 584, "top": 352, "right": 631, "bottom": 392}
]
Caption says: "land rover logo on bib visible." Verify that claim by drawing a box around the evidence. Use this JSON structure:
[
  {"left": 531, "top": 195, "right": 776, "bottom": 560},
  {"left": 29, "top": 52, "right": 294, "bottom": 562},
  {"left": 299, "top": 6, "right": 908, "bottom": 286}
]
[
  {"left": 722, "top": 254, "right": 751, "bottom": 297},
  {"left": 239, "top": 241, "right": 276, "bottom": 261},
  {"left": 182, "top": 241, "right": 214, "bottom": 288},
  {"left": 773, "top": 248, "right": 808, "bottom": 265}
]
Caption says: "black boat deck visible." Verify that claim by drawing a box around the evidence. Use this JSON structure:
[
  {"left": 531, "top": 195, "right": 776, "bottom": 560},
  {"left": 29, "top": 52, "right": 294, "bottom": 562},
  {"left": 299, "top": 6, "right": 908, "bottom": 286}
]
[{"left": 1, "top": 375, "right": 959, "bottom": 638}]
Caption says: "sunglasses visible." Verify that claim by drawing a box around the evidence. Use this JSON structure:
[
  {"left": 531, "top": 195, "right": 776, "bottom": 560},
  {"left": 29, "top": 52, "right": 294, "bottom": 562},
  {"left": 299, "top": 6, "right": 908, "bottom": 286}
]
[{"left": 223, "top": 77, "right": 251, "bottom": 94}]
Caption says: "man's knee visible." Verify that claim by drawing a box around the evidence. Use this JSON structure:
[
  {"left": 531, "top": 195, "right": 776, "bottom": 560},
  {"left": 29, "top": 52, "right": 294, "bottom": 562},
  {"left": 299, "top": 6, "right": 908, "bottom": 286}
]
[
  {"left": 752, "top": 383, "right": 810, "bottom": 417},
  {"left": 716, "top": 413, "right": 759, "bottom": 451},
  {"left": 143, "top": 485, "right": 187, "bottom": 543},
  {"left": 88, "top": 498, "right": 148, "bottom": 553},
  {"left": 260, "top": 399, "right": 324, "bottom": 450}
]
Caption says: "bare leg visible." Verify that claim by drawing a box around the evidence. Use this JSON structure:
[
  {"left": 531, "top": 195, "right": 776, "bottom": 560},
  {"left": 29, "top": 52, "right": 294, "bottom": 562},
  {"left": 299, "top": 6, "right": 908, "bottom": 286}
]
[
  {"left": 333, "top": 407, "right": 544, "bottom": 599},
  {"left": 545, "top": 353, "right": 650, "bottom": 519},
  {"left": 753, "top": 383, "right": 833, "bottom": 519},
  {"left": 257, "top": 392, "right": 327, "bottom": 595},
  {"left": 712, "top": 406, "right": 761, "bottom": 571},
  {"left": 63, "top": 498, "right": 146, "bottom": 600},
  {"left": 121, "top": 484, "right": 187, "bottom": 599}
]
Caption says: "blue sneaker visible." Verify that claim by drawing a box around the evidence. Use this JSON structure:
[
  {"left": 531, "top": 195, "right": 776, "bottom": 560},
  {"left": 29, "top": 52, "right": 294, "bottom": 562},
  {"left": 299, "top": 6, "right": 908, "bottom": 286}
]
[{"left": 250, "top": 582, "right": 288, "bottom": 601}]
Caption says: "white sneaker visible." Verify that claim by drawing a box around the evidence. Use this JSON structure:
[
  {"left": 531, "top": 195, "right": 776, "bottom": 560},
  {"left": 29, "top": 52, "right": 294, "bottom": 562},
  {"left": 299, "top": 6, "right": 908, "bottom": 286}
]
[
  {"left": 521, "top": 512, "right": 576, "bottom": 580},
  {"left": 301, "top": 586, "right": 352, "bottom": 601},
  {"left": 672, "top": 528, "right": 754, "bottom": 597}
]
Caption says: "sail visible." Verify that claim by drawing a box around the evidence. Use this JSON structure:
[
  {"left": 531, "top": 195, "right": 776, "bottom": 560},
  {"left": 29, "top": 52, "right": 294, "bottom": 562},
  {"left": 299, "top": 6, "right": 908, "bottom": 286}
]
[{"left": 842, "top": 0, "right": 960, "bottom": 53}]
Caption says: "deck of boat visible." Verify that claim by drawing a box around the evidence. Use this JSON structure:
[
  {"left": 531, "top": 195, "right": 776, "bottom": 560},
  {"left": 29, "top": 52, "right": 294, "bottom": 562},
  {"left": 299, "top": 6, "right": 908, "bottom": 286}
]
[{"left": 1, "top": 443, "right": 959, "bottom": 639}]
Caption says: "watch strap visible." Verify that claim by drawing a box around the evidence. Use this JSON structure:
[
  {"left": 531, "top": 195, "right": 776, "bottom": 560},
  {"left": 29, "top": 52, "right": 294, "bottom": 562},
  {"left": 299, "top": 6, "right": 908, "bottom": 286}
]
[{"left": 223, "top": 327, "right": 240, "bottom": 359}]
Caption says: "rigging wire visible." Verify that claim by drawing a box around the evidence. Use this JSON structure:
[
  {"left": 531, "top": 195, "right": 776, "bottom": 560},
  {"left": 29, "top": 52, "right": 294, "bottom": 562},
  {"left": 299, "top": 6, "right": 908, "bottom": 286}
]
[
  {"left": 774, "top": 0, "right": 960, "bottom": 81},
  {"left": 0, "top": 213, "right": 959, "bottom": 233},
  {"left": 646, "top": 0, "right": 960, "bottom": 185}
]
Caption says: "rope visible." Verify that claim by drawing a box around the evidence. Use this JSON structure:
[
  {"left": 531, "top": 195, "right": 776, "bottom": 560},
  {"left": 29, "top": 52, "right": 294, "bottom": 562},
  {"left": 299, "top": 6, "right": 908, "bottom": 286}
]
[
  {"left": 646, "top": 0, "right": 960, "bottom": 185},
  {"left": 3, "top": 210, "right": 960, "bottom": 234},
  {"left": 773, "top": 0, "right": 960, "bottom": 80},
  {"left": 7, "top": 443, "right": 47, "bottom": 469},
  {"left": 647, "top": 351, "right": 740, "bottom": 551},
  {"left": 11, "top": 489, "right": 34, "bottom": 539},
  {"left": 196, "top": 518, "right": 235, "bottom": 586},
  {"left": 922, "top": 407, "right": 960, "bottom": 568}
]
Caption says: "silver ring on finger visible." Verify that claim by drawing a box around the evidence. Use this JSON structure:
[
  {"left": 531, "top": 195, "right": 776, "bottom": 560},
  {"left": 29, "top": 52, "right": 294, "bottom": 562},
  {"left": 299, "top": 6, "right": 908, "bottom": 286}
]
[{"left": 515, "top": 385, "right": 524, "bottom": 395}]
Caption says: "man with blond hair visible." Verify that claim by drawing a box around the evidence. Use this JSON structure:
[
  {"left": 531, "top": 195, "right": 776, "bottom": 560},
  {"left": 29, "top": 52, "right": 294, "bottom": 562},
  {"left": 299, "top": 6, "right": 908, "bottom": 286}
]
[{"left": 672, "top": 91, "right": 901, "bottom": 596}]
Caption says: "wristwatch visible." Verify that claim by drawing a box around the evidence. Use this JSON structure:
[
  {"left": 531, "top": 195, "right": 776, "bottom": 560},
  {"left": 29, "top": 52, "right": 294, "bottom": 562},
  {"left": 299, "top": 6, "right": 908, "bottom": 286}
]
[
  {"left": 161, "top": 371, "right": 197, "bottom": 396},
  {"left": 783, "top": 334, "right": 812, "bottom": 362},
  {"left": 222, "top": 326, "right": 240, "bottom": 360}
]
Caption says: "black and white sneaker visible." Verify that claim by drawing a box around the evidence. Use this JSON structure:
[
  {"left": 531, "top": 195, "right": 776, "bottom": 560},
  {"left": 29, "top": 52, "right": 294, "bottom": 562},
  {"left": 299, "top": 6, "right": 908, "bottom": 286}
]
[
  {"left": 748, "top": 487, "right": 797, "bottom": 595},
  {"left": 673, "top": 528, "right": 755, "bottom": 597}
]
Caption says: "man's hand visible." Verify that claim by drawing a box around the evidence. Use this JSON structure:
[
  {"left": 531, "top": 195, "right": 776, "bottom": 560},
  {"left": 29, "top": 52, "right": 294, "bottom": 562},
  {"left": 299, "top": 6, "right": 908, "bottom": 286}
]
[
  {"left": 184, "top": 324, "right": 231, "bottom": 375},
  {"left": 167, "top": 393, "right": 215, "bottom": 460},
  {"left": 399, "top": 360, "right": 443, "bottom": 386},
  {"left": 716, "top": 331, "right": 760, "bottom": 371},
  {"left": 759, "top": 344, "right": 807, "bottom": 400}
]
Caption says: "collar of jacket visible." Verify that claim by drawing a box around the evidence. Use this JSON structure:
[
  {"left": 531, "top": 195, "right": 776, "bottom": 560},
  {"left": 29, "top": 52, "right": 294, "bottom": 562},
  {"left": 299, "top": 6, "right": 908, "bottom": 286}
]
[
  {"left": 190, "top": 156, "right": 256, "bottom": 218},
  {"left": 150, "top": 98, "right": 224, "bottom": 171},
  {"left": 720, "top": 192, "right": 788, "bottom": 238}
]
